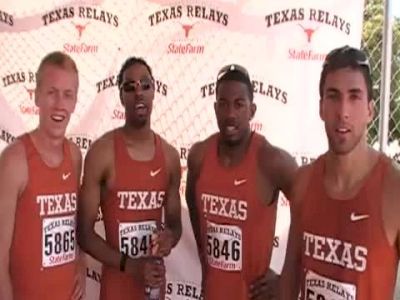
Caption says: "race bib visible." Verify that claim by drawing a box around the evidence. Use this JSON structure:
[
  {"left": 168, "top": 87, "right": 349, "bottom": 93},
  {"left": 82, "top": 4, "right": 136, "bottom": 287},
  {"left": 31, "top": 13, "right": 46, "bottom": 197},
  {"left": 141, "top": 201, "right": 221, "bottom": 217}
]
[
  {"left": 42, "top": 215, "right": 76, "bottom": 268},
  {"left": 119, "top": 220, "right": 156, "bottom": 258},
  {"left": 304, "top": 270, "right": 356, "bottom": 300},
  {"left": 206, "top": 221, "right": 242, "bottom": 271}
]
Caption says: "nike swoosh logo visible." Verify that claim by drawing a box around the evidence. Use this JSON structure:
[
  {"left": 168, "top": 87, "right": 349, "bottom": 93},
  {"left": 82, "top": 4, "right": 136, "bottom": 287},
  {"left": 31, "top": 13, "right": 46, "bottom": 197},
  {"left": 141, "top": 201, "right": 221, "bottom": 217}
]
[
  {"left": 150, "top": 168, "right": 162, "bottom": 177},
  {"left": 234, "top": 179, "right": 247, "bottom": 186},
  {"left": 350, "top": 212, "right": 369, "bottom": 222},
  {"left": 62, "top": 172, "right": 71, "bottom": 180}
]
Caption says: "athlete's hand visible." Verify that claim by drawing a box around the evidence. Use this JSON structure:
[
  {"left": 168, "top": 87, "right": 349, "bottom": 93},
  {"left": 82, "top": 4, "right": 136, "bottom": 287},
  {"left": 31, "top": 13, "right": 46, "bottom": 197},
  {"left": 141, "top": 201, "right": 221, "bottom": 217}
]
[
  {"left": 152, "top": 228, "right": 175, "bottom": 257},
  {"left": 143, "top": 258, "right": 165, "bottom": 288},
  {"left": 71, "top": 260, "right": 86, "bottom": 300},
  {"left": 249, "top": 268, "right": 279, "bottom": 300}
]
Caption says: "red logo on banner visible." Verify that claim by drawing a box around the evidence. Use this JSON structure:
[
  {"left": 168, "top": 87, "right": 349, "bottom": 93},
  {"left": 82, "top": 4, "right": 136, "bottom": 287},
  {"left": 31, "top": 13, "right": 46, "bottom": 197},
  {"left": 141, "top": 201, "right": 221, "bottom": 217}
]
[
  {"left": 64, "top": 21, "right": 98, "bottom": 54},
  {"left": 24, "top": 86, "right": 35, "bottom": 100},
  {"left": 167, "top": 21, "right": 205, "bottom": 55},
  {"left": 298, "top": 24, "right": 319, "bottom": 43},
  {"left": 20, "top": 85, "right": 38, "bottom": 116},
  {"left": 250, "top": 121, "right": 263, "bottom": 133},
  {"left": 72, "top": 22, "right": 90, "bottom": 40},
  {"left": 181, "top": 22, "right": 197, "bottom": 38}
]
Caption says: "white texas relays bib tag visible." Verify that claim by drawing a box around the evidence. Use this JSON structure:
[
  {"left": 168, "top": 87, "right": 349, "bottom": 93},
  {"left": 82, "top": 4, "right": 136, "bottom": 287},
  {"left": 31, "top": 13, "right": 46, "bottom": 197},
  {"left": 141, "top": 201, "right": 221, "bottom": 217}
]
[
  {"left": 42, "top": 215, "right": 76, "bottom": 268},
  {"left": 305, "top": 269, "right": 356, "bottom": 300},
  {"left": 119, "top": 220, "right": 157, "bottom": 258},
  {"left": 206, "top": 221, "right": 242, "bottom": 271}
]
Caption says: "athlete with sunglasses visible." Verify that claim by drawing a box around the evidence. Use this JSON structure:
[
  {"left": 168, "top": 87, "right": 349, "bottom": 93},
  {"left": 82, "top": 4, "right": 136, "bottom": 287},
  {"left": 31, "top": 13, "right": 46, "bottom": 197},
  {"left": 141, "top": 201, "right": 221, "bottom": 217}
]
[
  {"left": 280, "top": 46, "right": 400, "bottom": 300},
  {"left": 78, "top": 57, "right": 182, "bottom": 300},
  {"left": 186, "top": 64, "right": 297, "bottom": 300}
]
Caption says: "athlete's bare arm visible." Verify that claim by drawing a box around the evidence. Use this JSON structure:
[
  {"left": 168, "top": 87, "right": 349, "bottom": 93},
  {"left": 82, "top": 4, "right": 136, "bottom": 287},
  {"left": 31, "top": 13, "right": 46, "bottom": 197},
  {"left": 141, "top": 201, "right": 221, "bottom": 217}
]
[
  {"left": 78, "top": 133, "right": 121, "bottom": 266},
  {"left": 249, "top": 140, "right": 298, "bottom": 300},
  {"left": 0, "top": 142, "right": 28, "bottom": 300},
  {"left": 69, "top": 142, "right": 85, "bottom": 300},
  {"left": 258, "top": 139, "right": 298, "bottom": 201},
  {"left": 382, "top": 161, "right": 400, "bottom": 261},
  {"left": 279, "top": 165, "right": 313, "bottom": 300},
  {"left": 154, "top": 140, "right": 182, "bottom": 256},
  {"left": 186, "top": 141, "right": 207, "bottom": 268}
]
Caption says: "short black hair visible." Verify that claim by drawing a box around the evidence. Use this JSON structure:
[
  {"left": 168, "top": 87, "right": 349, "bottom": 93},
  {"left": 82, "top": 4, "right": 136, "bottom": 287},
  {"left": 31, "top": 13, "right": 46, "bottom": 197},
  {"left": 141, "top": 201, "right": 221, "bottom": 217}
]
[
  {"left": 319, "top": 45, "right": 373, "bottom": 101},
  {"left": 216, "top": 64, "right": 254, "bottom": 102},
  {"left": 117, "top": 57, "right": 153, "bottom": 89}
]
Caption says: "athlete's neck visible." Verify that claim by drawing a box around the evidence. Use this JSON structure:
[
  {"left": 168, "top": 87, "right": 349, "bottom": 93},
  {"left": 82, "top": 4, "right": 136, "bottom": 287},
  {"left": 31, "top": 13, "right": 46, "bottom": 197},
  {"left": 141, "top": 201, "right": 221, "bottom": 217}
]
[
  {"left": 122, "top": 123, "right": 153, "bottom": 141},
  {"left": 324, "top": 138, "right": 379, "bottom": 191},
  {"left": 32, "top": 128, "right": 64, "bottom": 151},
  {"left": 218, "top": 130, "right": 252, "bottom": 167}
]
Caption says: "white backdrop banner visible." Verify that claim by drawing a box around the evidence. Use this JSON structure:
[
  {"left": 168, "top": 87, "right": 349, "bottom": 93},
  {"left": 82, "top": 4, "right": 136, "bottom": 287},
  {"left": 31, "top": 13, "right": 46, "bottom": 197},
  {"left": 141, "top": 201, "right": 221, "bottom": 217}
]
[{"left": 0, "top": 1, "right": 365, "bottom": 299}]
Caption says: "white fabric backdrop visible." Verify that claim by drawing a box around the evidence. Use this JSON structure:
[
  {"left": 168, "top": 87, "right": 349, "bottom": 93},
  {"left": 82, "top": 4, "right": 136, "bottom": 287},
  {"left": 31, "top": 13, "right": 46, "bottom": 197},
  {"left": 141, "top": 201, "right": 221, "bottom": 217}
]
[{"left": 0, "top": 1, "right": 365, "bottom": 299}]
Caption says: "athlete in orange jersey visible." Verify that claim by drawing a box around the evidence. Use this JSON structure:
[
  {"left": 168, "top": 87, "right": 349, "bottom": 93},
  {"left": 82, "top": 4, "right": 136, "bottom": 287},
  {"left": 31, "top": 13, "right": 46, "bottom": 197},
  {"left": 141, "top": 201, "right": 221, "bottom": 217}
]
[
  {"left": 78, "top": 57, "right": 182, "bottom": 300},
  {"left": 280, "top": 46, "right": 400, "bottom": 300},
  {"left": 186, "top": 64, "right": 298, "bottom": 300},
  {"left": 0, "top": 52, "right": 85, "bottom": 300}
]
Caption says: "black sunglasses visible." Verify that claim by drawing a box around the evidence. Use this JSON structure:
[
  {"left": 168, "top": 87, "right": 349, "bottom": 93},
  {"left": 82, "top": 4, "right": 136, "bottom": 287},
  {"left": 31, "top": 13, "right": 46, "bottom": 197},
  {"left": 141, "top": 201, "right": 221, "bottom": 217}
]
[
  {"left": 120, "top": 78, "right": 153, "bottom": 93},
  {"left": 323, "top": 45, "right": 370, "bottom": 71},
  {"left": 217, "top": 64, "right": 250, "bottom": 81}
]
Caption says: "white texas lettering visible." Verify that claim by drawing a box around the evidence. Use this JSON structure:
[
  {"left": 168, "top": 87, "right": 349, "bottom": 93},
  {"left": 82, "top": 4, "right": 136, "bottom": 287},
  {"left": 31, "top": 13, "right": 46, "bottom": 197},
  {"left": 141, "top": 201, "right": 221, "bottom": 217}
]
[
  {"left": 303, "top": 231, "right": 368, "bottom": 272},
  {"left": 36, "top": 193, "right": 77, "bottom": 216},
  {"left": 118, "top": 190, "right": 165, "bottom": 210},
  {"left": 201, "top": 193, "right": 247, "bottom": 221}
]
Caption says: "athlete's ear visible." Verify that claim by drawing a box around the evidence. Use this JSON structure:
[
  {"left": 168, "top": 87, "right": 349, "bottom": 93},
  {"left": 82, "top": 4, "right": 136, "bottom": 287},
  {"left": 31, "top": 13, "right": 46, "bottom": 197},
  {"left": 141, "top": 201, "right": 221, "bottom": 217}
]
[
  {"left": 250, "top": 102, "right": 256, "bottom": 120},
  {"left": 119, "top": 89, "right": 125, "bottom": 107},
  {"left": 367, "top": 99, "right": 374, "bottom": 123},
  {"left": 34, "top": 89, "right": 39, "bottom": 107},
  {"left": 319, "top": 98, "right": 325, "bottom": 121}
]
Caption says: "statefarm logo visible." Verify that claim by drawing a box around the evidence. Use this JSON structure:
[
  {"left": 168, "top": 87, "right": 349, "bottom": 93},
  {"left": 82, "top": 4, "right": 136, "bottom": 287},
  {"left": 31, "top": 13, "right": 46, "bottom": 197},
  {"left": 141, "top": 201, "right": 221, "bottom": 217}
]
[
  {"left": 94, "top": 74, "right": 169, "bottom": 121},
  {"left": 265, "top": 8, "right": 351, "bottom": 61},
  {"left": 41, "top": 6, "right": 119, "bottom": 54},
  {"left": 148, "top": 5, "right": 229, "bottom": 55},
  {"left": 1, "top": 70, "right": 39, "bottom": 115},
  {"left": 200, "top": 75, "right": 288, "bottom": 133}
]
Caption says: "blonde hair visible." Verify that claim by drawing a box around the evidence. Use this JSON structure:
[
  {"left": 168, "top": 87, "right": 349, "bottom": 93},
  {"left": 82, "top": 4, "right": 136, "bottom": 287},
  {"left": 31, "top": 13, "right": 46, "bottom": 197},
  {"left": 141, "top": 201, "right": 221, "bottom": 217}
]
[{"left": 36, "top": 51, "right": 78, "bottom": 87}]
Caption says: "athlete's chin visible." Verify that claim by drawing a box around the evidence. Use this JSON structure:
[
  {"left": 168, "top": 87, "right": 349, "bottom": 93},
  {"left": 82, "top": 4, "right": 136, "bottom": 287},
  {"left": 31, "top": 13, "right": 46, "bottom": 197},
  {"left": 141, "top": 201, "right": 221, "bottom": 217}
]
[
  {"left": 128, "top": 117, "right": 149, "bottom": 128},
  {"left": 222, "top": 136, "right": 242, "bottom": 147},
  {"left": 329, "top": 143, "right": 356, "bottom": 155},
  {"left": 46, "top": 127, "right": 67, "bottom": 140}
]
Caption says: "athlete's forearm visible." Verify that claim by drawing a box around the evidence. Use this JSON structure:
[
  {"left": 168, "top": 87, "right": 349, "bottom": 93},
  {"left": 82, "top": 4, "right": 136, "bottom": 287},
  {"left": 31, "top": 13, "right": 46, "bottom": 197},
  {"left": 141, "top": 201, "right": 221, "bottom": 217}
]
[
  {"left": 0, "top": 269, "right": 13, "bottom": 300},
  {"left": 75, "top": 247, "right": 86, "bottom": 273},
  {"left": 165, "top": 219, "right": 182, "bottom": 248},
  {"left": 279, "top": 260, "right": 301, "bottom": 300}
]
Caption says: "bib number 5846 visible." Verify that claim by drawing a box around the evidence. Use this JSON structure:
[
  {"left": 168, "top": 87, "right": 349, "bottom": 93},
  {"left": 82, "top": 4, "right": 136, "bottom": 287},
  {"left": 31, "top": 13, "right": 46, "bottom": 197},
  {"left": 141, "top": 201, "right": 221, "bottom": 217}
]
[{"left": 207, "top": 235, "right": 240, "bottom": 261}]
